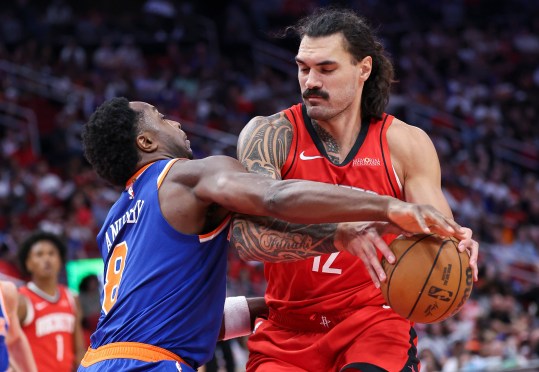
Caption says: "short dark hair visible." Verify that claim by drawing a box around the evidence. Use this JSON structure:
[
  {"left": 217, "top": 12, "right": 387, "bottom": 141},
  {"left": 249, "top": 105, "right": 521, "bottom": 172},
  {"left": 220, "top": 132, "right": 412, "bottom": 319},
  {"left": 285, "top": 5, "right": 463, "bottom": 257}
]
[
  {"left": 82, "top": 97, "right": 142, "bottom": 186},
  {"left": 18, "top": 231, "right": 67, "bottom": 276},
  {"left": 78, "top": 274, "right": 98, "bottom": 293},
  {"left": 290, "top": 8, "right": 395, "bottom": 120}
]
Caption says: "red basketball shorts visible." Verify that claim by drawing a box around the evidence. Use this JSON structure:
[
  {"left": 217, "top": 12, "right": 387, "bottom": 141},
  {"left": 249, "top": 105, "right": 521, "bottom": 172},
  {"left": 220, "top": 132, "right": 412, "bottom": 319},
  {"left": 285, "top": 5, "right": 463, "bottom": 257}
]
[{"left": 246, "top": 305, "right": 420, "bottom": 372}]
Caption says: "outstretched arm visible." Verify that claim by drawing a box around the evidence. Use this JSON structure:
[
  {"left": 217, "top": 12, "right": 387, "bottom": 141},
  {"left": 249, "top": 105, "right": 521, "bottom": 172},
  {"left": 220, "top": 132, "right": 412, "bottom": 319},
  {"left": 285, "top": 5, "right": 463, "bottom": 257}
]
[
  {"left": 388, "top": 119, "right": 479, "bottom": 281},
  {"left": 230, "top": 113, "right": 385, "bottom": 263},
  {"left": 1, "top": 281, "right": 37, "bottom": 372},
  {"left": 225, "top": 114, "right": 463, "bottom": 287}
]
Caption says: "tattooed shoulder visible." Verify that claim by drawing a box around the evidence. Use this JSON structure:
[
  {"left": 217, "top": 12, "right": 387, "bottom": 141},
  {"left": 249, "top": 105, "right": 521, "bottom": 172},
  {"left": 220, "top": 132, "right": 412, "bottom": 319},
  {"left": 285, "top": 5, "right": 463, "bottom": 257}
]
[{"left": 237, "top": 113, "right": 293, "bottom": 179}]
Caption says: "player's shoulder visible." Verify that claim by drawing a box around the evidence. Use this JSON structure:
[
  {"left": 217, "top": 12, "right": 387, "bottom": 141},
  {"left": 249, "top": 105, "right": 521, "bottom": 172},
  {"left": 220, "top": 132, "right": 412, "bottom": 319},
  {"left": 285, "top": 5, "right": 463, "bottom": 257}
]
[
  {"left": 240, "top": 112, "right": 293, "bottom": 137},
  {"left": 0, "top": 281, "right": 16, "bottom": 298},
  {"left": 388, "top": 117, "right": 428, "bottom": 137},
  {"left": 166, "top": 156, "right": 244, "bottom": 185},
  {"left": 238, "top": 112, "right": 294, "bottom": 156},
  {"left": 0, "top": 281, "right": 18, "bottom": 310},
  {"left": 388, "top": 117, "right": 433, "bottom": 148}
]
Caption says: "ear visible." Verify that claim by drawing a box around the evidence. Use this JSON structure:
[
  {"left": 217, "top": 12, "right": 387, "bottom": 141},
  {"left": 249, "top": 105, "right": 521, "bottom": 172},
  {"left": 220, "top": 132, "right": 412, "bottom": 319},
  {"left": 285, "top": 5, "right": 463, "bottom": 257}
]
[
  {"left": 358, "top": 56, "right": 372, "bottom": 81},
  {"left": 136, "top": 131, "right": 158, "bottom": 153}
]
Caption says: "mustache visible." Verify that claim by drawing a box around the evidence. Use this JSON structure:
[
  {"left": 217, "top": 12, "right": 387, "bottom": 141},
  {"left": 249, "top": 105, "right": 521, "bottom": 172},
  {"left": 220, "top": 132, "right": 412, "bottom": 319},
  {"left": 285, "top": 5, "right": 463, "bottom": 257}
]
[{"left": 302, "top": 89, "right": 329, "bottom": 100}]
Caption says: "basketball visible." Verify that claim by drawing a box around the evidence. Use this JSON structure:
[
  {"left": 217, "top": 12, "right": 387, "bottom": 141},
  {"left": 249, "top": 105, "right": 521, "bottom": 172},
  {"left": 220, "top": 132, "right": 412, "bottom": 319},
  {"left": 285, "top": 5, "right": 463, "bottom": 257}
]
[{"left": 380, "top": 234, "right": 473, "bottom": 324}]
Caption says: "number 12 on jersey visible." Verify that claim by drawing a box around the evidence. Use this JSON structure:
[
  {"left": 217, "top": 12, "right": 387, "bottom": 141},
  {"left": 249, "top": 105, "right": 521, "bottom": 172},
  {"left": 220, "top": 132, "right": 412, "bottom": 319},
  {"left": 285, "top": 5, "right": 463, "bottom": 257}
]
[{"left": 312, "top": 252, "right": 342, "bottom": 274}]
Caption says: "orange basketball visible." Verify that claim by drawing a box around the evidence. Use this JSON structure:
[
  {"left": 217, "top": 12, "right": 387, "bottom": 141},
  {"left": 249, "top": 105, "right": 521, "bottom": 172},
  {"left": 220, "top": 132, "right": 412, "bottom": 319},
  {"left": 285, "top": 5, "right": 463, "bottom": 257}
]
[{"left": 380, "top": 234, "right": 473, "bottom": 324}]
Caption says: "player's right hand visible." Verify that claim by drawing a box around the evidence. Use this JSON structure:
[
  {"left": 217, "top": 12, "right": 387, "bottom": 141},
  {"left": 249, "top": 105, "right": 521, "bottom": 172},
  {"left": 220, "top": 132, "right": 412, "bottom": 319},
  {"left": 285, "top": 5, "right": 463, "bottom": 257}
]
[{"left": 386, "top": 200, "right": 467, "bottom": 239}]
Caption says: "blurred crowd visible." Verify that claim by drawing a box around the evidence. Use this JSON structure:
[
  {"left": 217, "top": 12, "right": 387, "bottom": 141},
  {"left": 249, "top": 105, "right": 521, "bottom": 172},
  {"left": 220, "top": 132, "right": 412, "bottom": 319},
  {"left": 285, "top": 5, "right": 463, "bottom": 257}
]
[{"left": 0, "top": 0, "right": 538, "bottom": 370}]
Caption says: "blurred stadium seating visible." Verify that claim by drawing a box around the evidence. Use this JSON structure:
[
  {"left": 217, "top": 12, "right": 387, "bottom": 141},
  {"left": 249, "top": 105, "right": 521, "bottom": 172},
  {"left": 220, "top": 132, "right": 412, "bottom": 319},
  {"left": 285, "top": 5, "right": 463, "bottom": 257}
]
[{"left": 0, "top": 1, "right": 537, "bottom": 370}]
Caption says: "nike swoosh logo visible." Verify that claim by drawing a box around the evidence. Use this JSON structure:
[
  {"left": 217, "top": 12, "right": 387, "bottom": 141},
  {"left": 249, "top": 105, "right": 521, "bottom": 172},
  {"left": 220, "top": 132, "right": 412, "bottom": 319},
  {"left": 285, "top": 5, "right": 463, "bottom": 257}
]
[{"left": 299, "top": 151, "right": 324, "bottom": 160}]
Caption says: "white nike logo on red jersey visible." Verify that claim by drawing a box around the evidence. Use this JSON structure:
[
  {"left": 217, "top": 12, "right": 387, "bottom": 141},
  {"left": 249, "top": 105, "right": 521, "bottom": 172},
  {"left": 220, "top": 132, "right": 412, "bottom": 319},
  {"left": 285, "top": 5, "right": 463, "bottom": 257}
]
[
  {"left": 35, "top": 302, "right": 48, "bottom": 311},
  {"left": 299, "top": 151, "right": 324, "bottom": 160}
]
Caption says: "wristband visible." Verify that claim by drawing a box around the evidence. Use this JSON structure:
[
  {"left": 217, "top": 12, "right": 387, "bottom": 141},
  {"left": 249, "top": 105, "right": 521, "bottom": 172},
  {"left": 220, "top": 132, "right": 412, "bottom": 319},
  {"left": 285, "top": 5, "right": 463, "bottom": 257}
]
[{"left": 223, "top": 296, "right": 251, "bottom": 340}]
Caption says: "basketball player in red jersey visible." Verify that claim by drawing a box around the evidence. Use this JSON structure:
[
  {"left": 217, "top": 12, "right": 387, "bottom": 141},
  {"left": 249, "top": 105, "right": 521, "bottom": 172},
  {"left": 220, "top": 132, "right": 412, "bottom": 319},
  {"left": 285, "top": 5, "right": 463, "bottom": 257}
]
[
  {"left": 17, "top": 231, "right": 85, "bottom": 372},
  {"left": 231, "top": 8, "right": 480, "bottom": 372},
  {"left": 0, "top": 280, "right": 37, "bottom": 372}
]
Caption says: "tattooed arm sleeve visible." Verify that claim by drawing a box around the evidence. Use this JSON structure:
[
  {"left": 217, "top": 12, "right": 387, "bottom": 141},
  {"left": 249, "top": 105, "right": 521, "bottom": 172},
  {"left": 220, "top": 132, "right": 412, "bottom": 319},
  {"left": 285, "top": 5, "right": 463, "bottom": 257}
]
[{"left": 231, "top": 113, "right": 340, "bottom": 262}]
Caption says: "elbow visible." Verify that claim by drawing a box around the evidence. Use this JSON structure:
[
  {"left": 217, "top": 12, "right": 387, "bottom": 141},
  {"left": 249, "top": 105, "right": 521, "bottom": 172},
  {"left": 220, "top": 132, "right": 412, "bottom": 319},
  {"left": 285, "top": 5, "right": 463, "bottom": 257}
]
[
  {"left": 230, "top": 219, "right": 259, "bottom": 262},
  {"left": 237, "top": 247, "right": 255, "bottom": 262},
  {"left": 262, "top": 183, "right": 295, "bottom": 219}
]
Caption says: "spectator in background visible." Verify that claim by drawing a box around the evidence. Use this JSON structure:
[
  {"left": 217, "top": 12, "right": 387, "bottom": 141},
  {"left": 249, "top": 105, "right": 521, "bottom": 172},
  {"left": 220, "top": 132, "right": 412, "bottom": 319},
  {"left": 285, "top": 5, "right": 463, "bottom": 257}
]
[
  {"left": 17, "top": 231, "right": 85, "bottom": 371},
  {"left": 0, "top": 1, "right": 536, "bottom": 369},
  {"left": 78, "top": 274, "right": 101, "bottom": 345}
]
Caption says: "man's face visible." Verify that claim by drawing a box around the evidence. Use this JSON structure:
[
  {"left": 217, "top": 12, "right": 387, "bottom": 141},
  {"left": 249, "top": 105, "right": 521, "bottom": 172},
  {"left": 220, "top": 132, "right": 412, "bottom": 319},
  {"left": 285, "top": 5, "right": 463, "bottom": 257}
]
[
  {"left": 26, "top": 241, "right": 62, "bottom": 280},
  {"left": 130, "top": 101, "right": 193, "bottom": 160},
  {"left": 296, "top": 33, "right": 370, "bottom": 121}
]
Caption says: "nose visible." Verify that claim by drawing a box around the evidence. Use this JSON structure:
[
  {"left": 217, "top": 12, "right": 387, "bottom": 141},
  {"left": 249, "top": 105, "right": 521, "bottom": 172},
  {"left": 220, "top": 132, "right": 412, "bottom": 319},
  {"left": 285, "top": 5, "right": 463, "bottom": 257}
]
[{"left": 305, "top": 70, "right": 322, "bottom": 90}]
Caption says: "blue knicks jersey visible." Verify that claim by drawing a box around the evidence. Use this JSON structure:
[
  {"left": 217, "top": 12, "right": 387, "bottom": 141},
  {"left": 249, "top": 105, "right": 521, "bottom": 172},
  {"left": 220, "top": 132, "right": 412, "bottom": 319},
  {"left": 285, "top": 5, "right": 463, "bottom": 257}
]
[
  {"left": 0, "top": 289, "right": 9, "bottom": 371},
  {"left": 90, "top": 159, "right": 230, "bottom": 367}
]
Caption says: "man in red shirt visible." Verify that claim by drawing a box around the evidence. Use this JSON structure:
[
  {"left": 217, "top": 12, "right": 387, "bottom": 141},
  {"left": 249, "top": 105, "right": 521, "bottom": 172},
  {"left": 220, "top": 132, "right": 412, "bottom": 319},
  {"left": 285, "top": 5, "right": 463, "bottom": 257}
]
[
  {"left": 231, "top": 8, "right": 479, "bottom": 372},
  {"left": 17, "top": 231, "right": 85, "bottom": 372}
]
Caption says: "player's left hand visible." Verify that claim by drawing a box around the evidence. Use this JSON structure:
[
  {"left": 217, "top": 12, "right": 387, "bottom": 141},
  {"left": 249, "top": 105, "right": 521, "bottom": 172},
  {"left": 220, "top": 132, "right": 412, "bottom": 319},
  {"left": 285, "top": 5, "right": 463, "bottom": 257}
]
[{"left": 335, "top": 222, "right": 404, "bottom": 289}]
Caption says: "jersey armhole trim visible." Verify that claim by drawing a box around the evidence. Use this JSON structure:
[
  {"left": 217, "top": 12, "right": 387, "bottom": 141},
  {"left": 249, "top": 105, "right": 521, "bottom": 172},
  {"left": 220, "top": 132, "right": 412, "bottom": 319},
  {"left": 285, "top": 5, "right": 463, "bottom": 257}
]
[
  {"left": 21, "top": 294, "right": 34, "bottom": 327},
  {"left": 157, "top": 158, "right": 182, "bottom": 189},
  {"left": 65, "top": 287, "right": 77, "bottom": 313},
  {"left": 199, "top": 215, "right": 232, "bottom": 243},
  {"left": 281, "top": 107, "right": 299, "bottom": 179},
  {"left": 380, "top": 114, "right": 400, "bottom": 198}
]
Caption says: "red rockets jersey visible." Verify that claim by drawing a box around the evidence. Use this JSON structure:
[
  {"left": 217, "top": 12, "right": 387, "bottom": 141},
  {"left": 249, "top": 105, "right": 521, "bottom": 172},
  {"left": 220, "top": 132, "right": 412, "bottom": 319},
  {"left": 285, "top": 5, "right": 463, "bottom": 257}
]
[
  {"left": 265, "top": 103, "right": 403, "bottom": 314},
  {"left": 19, "top": 283, "right": 76, "bottom": 372}
]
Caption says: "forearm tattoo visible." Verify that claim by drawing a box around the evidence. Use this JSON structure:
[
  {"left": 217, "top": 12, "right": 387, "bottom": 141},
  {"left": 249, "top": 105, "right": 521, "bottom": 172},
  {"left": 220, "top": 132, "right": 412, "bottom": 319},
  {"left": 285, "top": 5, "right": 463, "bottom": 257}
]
[
  {"left": 233, "top": 113, "right": 340, "bottom": 262},
  {"left": 231, "top": 215, "right": 339, "bottom": 262}
]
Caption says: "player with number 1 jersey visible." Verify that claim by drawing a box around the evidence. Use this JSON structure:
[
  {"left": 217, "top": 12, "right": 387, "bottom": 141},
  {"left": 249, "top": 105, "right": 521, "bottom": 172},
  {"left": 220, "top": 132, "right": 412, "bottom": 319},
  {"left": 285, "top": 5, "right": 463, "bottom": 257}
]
[{"left": 19, "top": 283, "right": 77, "bottom": 371}]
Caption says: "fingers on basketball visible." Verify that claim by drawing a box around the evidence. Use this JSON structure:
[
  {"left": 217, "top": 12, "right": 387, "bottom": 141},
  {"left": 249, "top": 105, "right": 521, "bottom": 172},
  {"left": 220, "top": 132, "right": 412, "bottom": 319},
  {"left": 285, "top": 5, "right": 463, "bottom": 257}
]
[{"left": 380, "top": 234, "right": 473, "bottom": 324}]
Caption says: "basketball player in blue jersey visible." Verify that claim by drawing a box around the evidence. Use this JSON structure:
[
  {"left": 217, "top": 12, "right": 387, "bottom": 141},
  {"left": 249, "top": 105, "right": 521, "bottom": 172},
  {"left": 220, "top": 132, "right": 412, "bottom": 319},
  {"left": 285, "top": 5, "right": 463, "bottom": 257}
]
[
  {"left": 0, "top": 280, "right": 37, "bottom": 372},
  {"left": 78, "top": 97, "right": 471, "bottom": 371}
]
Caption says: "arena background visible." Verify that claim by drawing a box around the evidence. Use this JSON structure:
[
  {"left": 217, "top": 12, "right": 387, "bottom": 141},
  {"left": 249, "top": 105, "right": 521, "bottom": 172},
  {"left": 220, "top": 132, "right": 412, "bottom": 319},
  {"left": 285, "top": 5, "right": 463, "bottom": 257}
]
[{"left": 0, "top": 0, "right": 538, "bottom": 370}]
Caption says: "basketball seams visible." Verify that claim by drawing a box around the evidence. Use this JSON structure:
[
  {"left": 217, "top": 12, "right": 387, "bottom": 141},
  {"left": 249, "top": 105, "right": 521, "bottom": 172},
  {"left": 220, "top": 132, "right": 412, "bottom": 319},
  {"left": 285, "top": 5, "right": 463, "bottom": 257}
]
[
  {"left": 406, "top": 236, "right": 445, "bottom": 319},
  {"left": 382, "top": 235, "right": 472, "bottom": 324},
  {"left": 385, "top": 234, "right": 433, "bottom": 310},
  {"left": 430, "top": 239, "right": 462, "bottom": 322}
]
